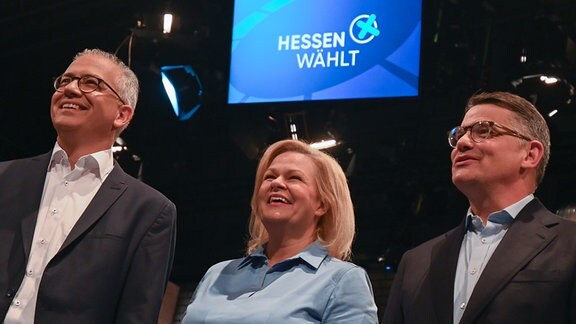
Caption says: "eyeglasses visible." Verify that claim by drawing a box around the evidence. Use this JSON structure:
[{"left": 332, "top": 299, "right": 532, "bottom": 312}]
[
  {"left": 448, "top": 120, "right": 532, "bottom": 148},
  {"left": 53, "top": 74, "right": 126, "bottom": 104}
]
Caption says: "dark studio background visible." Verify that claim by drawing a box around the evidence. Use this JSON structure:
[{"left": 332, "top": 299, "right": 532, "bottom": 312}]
[{"left": 2, "top": 0, "right": 576, "bottom": 318}]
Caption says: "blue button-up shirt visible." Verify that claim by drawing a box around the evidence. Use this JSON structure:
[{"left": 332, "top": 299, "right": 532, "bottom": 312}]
[
  {"left": 182, "top": 241, "right": 378, "bottom": 323},
  {"left": 453, "top": 194, "right": 534, "bottom": 323}
]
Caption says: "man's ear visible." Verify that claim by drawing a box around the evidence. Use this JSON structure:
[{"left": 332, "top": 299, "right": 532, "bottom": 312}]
[
  {"left": 521, "top": 140, "right": 544, "bottom": 169},
  {"left": 114, "top": 105, "right": 134, "bottom": 130}
]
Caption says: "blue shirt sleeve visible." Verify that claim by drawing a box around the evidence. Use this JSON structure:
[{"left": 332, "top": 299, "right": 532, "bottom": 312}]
[{"left": 324, "top": 265, "right": 379, "bottom": 323}]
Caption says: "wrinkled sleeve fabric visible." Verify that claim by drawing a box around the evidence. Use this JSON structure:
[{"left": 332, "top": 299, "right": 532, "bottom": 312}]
[{"left": 323, "top": 265, "right": 379, "bottom": 323}]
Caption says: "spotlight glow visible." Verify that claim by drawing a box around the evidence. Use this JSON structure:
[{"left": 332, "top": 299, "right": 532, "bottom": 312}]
[
  {"left": 161, "top": 73, "right": 179, "bottom": 116},
  {"left": 163, "top": 14, "right": 173, "bottom": 34},
  {"left": 310, "top": 139, "right": 337, "bottom": 150},
  {"left": 539, "top": 75, "right": 559, "bottom": 84},
  {"left": 160, "top": 65, "right": 204, "bottom": 121}
]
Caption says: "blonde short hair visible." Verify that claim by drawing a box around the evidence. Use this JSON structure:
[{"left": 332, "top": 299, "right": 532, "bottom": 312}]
[{"left": 247, "top": 139, "right": 356, "bottom": 261}]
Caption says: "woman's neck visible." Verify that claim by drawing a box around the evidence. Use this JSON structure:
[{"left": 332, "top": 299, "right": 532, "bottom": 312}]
[{"left": 265, "top": 236, "right": 315, "bottom": 268}]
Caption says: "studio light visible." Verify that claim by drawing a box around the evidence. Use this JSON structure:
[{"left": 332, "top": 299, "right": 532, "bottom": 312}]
[
  {"left": 113, "top": 137, "right": 143, "bottom": 180},
  {"left": 310, "top": 139, "right": 338, "bottom": 150},
  {"left": 284, "top": 112, "right": 308, "bottom": 141},
  {"left": 163, "top": 13, "right": 173, "bottom": 34},
  {"left": 511, "top": 73, "right": 575, "bottom": 116},
  {"left": 160, "top": 65, "right": 203, "bottom": 121},
  {"left": 548, "top": 109, "right": 559, "bottom": 117}
]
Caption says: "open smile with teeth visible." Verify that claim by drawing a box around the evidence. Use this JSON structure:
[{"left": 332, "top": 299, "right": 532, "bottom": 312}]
[
  {"left": 269, "top": 196, "right": 290, "bottom": 204},
  {"left": 61, "top": 103, "right": 82, "bottom": 110}
]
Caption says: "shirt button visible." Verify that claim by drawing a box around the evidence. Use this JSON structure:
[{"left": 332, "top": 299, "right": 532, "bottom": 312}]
[
  {"left": 51, "top": 208, "right": 58, "bottom": 215},
  {"left": 460, "top": 302, "right": 466, "bottom": 309},
  {"left": 64, "top": 181, "right": 69, "bottom": 186},
  {"left": 13, "top": 300, "right": 21, "bottom": 306},
  {"left": 481, "top": 238, "right": 487, "bottom": 244},
  {"left": 470, "top": 268, "right": 477, "bottom": 275},
  {"left": 26, "top": 269, "right": 33, "bottom": 277},
  {"left": 40, "top": 239, "right": 47, "bottom": 245}
]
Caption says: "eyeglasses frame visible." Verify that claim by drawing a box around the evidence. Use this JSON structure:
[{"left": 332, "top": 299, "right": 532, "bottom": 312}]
[
  {"left": 53, "top": 74, "right": 126, "bottom": 105},
  {"left": 448, "top": 120, "right": 532, "bottom": 148}
]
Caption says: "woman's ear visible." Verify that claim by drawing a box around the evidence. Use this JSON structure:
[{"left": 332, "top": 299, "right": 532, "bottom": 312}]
[{"left": 314, "top": 201, "right": 328, "bottom": 218}]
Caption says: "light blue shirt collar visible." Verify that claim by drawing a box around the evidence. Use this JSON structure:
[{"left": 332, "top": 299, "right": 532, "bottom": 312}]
[
  {"left": 239, "top": 241, "right": 328, "bottom": 270},
  {"left": 465, "top": 194, "right": 535, "bottom": 231}
]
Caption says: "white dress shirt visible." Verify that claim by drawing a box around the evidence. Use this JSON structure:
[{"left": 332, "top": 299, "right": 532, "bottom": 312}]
[{"left": 4, "top": 143, "right": 114, "bottom": 324}]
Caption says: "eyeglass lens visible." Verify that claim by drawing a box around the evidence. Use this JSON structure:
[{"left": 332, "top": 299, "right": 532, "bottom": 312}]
[
  {"left": 54, "top": 75, "right": 100, "bottom": 93},
  {"left": 448, "top": 122, "right": 493, "bottom": 148}
]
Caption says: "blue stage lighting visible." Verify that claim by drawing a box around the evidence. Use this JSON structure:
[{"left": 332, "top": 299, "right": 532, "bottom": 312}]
[{"left": 160, "top": 65, "right": 203, "bottom": 121}]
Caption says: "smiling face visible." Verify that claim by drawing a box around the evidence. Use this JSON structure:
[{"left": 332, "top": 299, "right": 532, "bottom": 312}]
[
  {"left": 257, "top": 151, "right": 326, "bottom": 239},
  {"left": 451, "top": 104, "right": 531, "bottom": 195},
  {"left": 50, "top": 54, "right": 133, "bottom": 148}
]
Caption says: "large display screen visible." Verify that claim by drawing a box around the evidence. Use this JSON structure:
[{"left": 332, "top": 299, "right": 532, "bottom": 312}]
[{"left": 228, "top": 0, "right": 422, "bottom": 104}]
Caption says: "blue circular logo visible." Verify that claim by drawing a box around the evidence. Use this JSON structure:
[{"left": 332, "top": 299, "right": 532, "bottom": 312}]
[{"left": 349, "top": 14, "right": 380, "bottom": 44}]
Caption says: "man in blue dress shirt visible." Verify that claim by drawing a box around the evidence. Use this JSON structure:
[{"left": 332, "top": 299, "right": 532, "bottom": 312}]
[{"left": 383, "top": 91, "right": 576, "bottom": 323}]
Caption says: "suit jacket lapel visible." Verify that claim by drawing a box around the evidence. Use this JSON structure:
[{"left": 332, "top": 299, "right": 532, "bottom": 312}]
[
  {"left": 20, "top": 153, "right": 52, "bottom": 259},
  {"left": 58, "top": 164, "right": 128, "bottom": 252},
  {"left": 430, "top": 222, "right": 466, "bottom": 324},
  {"left": 460, "top": 199, "right": 558, "bottom": 323}
]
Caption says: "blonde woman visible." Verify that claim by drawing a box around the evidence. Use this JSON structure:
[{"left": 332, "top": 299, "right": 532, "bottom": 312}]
[{"left": 183, "top": 139, "right": 377, "bottom": 323}]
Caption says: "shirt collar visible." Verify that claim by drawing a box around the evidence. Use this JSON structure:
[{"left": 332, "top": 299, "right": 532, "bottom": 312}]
[
  {"left": 50, "top": 142, "right": 114, "bottom": 179},
  {"left": 238, "top": 241, "right": 328, "bottom": 270},
  {"left": 466, "top": 194, "right": 535, "bottom": 231}
]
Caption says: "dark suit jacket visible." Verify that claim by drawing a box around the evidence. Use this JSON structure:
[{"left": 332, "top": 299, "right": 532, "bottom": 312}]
[
  {"left": 382, "top": 198, "right": 576, "bottom": 324},
  {"left": 0, "top": 152, "right": 177, "bottom": 324}
]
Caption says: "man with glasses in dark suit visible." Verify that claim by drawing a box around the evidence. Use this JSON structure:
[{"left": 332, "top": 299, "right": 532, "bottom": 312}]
[
  {"left": 0, "top": 49, "right": 177, "bottom": 324},
  {"left": 383, "top": 91, "right": 576, "bottom": 324}
]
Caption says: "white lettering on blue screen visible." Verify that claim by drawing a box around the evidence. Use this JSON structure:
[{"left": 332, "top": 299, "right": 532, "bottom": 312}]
[
  {"left": 296, "top": 50, "right": 359, "bottom": 68},
  {"left": 277, "top": 32, "right": 359, "bottom": 68},
  {"left": 278, "top": 32, "right": 345, "bottom": 50}
]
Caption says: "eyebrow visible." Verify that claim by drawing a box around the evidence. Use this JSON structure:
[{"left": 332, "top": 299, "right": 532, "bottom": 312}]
[
  {"left": 265, "top": 167, "right": 306, "bottom": 176},
  {"left": 61, "top": 73, "right": 103, "bottom": 79},
  {"left": 460, "top": 120, "right": 485, "bottom": 128}
]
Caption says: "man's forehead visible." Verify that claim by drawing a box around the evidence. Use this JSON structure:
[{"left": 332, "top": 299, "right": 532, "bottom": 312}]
[
  {"left": 65, "top": 55, "right": 118, "bottom": 78},
  {"left": 462, "top": 104, "right": 512, "bottom": 122}
]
